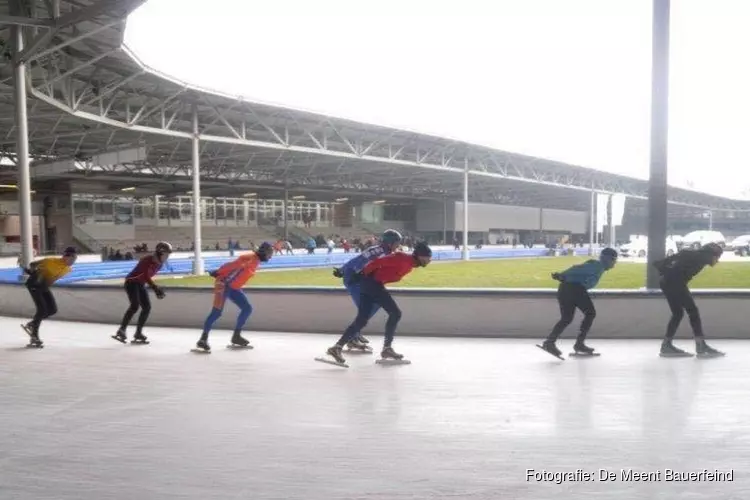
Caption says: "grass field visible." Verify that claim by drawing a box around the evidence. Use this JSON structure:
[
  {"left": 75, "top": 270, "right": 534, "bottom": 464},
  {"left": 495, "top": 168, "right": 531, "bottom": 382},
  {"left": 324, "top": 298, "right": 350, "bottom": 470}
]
[{"left": 156, "top": 256, "right": 750, "bottom": 289}]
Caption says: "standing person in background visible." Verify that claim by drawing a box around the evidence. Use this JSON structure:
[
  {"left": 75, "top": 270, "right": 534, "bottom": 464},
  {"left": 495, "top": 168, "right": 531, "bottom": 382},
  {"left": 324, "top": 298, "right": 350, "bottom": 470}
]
[
  {"left": 113, "top": 241, "right": 172, "bottom": 345},
  {"left": 537, "top": 248, "right": 618, "bottom": 359},
  {"left": 20, "top": 246, "right": 78, "bottom": 348},
  {"left": 654, "top": 242, "right": 724, "bottom": 358},
  {"left": 193, "top": 242, "right": 274, "bottom": 352}
]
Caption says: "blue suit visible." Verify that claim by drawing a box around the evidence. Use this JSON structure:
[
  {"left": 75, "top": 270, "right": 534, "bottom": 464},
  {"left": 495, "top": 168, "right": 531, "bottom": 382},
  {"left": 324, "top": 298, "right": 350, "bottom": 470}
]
[{"left": 340, "top": 244, "right": 392, "bottom": 323}]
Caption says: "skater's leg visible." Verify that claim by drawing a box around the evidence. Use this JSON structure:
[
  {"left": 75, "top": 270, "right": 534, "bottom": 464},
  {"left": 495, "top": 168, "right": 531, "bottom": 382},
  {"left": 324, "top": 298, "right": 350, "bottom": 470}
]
[
  {"left": 119, "top": 281, "right": 141, "bottom": 331},
  {"left": 26, "top": 282, "right": 49, "bottom": 333},
  {"left": 347, "top": 282, "right": 380, "bottom": 343},
  {"left": 336, "top": 292, "right": 376, "bottom": 346},
  {"left": 575, "top": 291, "right": 596, "bottom": 342},
  {"left": 134, "top": 284, "right": 151, "bottom": 335},
  {"left": 227, "top": 288, "right": 253, "bottom": 331},
  {"left": 661, "top": 281, "right": 686, "bottom": 339},
  {"left": 201, "top": 284, "right": 228, "bottom": 340},
  {"left": 680, "top": 290, "right": 704, "bottom": 338},
  {"left": 371, "top": 287, "right": 401, "bottom": 347},
  {"left": 546, "top": 283, "right": 576, "bottom": 342}
]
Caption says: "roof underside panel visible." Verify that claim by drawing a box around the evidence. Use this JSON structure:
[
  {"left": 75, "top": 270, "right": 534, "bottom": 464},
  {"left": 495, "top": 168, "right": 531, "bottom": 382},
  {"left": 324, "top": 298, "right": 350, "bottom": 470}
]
[{"left": 0, "top": 0, "right": 746, "bottom": 213}]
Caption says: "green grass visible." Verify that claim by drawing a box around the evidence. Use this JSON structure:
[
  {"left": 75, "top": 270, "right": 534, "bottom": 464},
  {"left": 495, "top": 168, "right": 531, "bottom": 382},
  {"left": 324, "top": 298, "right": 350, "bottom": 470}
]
[{"left": 157, "top": 257, "right": 750, "bottom": 289}]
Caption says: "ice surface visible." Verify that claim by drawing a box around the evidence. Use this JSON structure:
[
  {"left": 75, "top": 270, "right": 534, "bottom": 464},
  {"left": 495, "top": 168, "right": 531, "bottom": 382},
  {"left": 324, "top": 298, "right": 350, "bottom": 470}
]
[{"left": 1, "top": 316, "right": 749, "bottom": 499}]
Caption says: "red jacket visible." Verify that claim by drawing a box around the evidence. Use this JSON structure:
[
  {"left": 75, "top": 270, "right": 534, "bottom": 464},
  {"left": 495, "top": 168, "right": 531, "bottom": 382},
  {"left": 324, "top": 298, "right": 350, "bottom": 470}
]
[
  {"left": 125, "top": 255, "right": 163, "bottom": 287},
  {"left": 362, "top": 252, "right": 416, "bottom": 285}
]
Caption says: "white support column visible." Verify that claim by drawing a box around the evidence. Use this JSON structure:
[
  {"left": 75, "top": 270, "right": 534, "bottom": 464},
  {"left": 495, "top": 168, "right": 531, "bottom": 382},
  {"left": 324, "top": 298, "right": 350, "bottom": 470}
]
[
  {"left": 607, "top": 195, "right": 614, "bottom": 247},
  {"left": 589, "top": 189, "right": 595, "bottom": 255},
  {"left": 462, "top": 158, "right": 470, "bottom": 261},
  {"left": 442, "top": 196, "right": 447, "bottom": 244},
  {"left": 13, "top": 25, "right": 33, "bottom": 266},
  {"left": 191, "top": 107, "right": 204, "bottom": 275},
  {"left": 283, "top": 186, "right": 289, "bottom": 240}
]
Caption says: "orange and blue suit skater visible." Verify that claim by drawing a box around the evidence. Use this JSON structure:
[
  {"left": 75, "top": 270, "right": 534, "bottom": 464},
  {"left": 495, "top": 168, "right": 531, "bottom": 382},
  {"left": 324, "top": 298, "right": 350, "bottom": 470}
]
[{"left": 194, "top": 242, "right": 274, "bottom": 352}]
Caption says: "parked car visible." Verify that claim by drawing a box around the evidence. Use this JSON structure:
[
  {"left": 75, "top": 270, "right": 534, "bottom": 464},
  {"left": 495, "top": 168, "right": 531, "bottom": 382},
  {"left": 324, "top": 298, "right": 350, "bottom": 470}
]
[
  {"left": 679, "top": 230, "right": 725, "bottom": 250},
  {"left": 731, "top": 235, "right": 750, "bottom": 256},
  {"left": 619, "top": 237, "right": 677, "bottom": 258}
]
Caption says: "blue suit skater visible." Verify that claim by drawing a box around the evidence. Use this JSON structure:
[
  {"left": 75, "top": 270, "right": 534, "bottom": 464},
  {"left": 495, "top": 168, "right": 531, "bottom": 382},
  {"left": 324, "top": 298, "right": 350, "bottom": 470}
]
[
  {"left": 540, "top": 247, "right": 618, "bottom": 358},
  {"left": 332, "top": 229, "right": 403, "bottom": 347}
]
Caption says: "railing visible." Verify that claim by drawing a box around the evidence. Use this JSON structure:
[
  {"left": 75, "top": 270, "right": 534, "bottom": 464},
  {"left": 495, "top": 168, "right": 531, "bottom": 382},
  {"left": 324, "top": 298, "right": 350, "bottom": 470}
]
[{"left": 72, "top": 224, "right": 104, "bottom": 253}]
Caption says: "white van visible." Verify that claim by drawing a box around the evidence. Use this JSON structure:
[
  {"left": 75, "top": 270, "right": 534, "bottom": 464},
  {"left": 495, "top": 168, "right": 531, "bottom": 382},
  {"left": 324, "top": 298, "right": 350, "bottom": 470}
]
[
  {"left": 680, "top": 230, "right": 725, "bottom": 249},
  {"left": 619, "top": 237, "right": 678, "bottom": 258}
]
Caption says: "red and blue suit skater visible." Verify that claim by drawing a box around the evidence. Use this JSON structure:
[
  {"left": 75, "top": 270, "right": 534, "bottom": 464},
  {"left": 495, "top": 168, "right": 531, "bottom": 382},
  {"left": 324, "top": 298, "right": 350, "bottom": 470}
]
[{"left": 332, "top": 229, "right": 403, "bottom": 349}]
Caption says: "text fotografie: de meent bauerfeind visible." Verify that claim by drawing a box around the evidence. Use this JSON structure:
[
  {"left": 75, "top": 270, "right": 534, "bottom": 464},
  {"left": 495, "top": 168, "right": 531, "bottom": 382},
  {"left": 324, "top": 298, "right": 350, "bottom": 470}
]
[{"left": 526, "top": 469, "right": 734, "bottom": 483}]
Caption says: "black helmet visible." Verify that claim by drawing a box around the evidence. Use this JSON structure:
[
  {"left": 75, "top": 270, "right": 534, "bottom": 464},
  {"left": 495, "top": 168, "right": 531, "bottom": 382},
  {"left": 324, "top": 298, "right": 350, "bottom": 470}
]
[
  {"left": 257, "top": 241, "right": 273, "bottom": 261},
  {"left": 62, "top": 246, "right": 77, "bottom": 256},
  {"left": 600, "top": 247, "right": 618, "bottom": 260},
  {"left": 155, "top": 241, "right": 173, "bottom": 255},
  {"left": 381, "top": 229, "right": 403, "bottom": 246},
  {"left": 412, "top": 241, "right": 432, "bottom": 258},
  {"left": 702, "top": 242, "right": 723, "bottom": 257}
]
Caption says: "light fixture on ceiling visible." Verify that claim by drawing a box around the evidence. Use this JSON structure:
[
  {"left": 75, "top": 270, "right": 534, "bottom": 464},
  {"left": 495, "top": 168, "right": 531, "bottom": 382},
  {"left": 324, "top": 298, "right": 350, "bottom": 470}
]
[{"left": 120, "top": 186, "right": 136, "bottom": 192}]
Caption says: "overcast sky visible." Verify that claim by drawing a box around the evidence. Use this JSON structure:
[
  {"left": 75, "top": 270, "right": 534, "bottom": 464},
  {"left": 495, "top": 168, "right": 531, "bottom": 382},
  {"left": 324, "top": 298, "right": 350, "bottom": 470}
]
[{"left": 125, "top": 0, "right": 750, "bottom": 199}]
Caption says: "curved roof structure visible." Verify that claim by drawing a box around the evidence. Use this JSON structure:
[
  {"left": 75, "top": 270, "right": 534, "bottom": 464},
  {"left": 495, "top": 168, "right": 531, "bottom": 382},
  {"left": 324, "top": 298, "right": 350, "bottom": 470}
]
[{"left": 0, "top": 0, "right": 747, "bottom": 213}]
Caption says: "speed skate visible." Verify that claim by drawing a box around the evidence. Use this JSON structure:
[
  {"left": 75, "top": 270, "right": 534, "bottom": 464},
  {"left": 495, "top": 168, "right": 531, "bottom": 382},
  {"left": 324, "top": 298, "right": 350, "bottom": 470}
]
[
  {"left": 314, "top": 355, "right": 349, "bottom": 368},
  {"left": 569, "top": 352, "right": 601, "bottom": 357},
  {"left": 375, "top": 358, "right": 411, "bottom": 365}
]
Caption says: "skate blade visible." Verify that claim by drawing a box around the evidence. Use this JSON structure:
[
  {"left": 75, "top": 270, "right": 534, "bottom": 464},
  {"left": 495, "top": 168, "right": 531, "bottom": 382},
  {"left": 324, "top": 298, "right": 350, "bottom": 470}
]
[
  {"left": 696, "top": 352, "right": 725, "bottom": 359},
  {"left": 129, "top": 340, "right": 150, "bottom": 345},
  {"left": 569, "top": 352, "right": 601, "bottom": 357},
  {"left": 25, "top": 344, "right": 43, "bottom": 349},
  {"left": 190, "top": 348, "right": 211, "bottom": 354},
  {"left": 226, "top": 344, "right": 253, "bottom": 350},
  {"left": 375, "top": 358, "right": 411, "bottom": 365},
  {"left": 535, "top": 344, "right": 565, "bottom": 360},
  {"left": 110, "top": 335, "right": 127, "bottom": 344},
  {"left": 659, "top": 352, "right": 694, "bottom": 358},
  {"left": 314, "top": 356, "right": 348, "bottom": 368},
  {"left": 20, "top": 323, "right": 32, "bottom": 337}
]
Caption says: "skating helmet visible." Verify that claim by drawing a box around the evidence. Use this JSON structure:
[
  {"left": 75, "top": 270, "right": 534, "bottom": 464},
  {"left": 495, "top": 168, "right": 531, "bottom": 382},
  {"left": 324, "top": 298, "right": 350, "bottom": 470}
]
[
  {"left": 155, "top": 241, "right": 173, "bottom": 256},
  {"left": 702, "top": 242, "right": 723, "bottom": 257},
  {"left": 62, "top": 246, "right": 78, "bottom": 264},
  {"left": 257, "top": 241, "right": 273, "bottom": 262},
  {"left": 599, "top": 247, "right": 617, "bottom": 269},
  {"left": 381, "top": 229, "right": 403, "bottom": 247},
  {"left": 412, "top": 241, "right": 432, "bottom": 267}
]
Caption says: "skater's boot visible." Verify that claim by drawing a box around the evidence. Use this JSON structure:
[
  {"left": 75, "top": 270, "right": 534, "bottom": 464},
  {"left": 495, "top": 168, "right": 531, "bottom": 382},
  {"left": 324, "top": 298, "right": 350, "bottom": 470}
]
[
  {"left": 357, "top": 334, "right": 370, "bottom": 344},
  {"left": 660, "top": 339, "right": 691, "bottom": 357},
  {"left": 230, "top": 331, "right": 249, "bottom": 347},
  {"left": 195, "top": 339, "right": 211, "bottom": 352},
  {"left": 133, "top": 331, "right": 149, "bottom": 344},
  {"left": 112, "top": 329, "right": 127, "bottom": 344},
  {"left": 573, "top": 340, "right": 595, "bottom": 355},
  {"left": 327, "top": 345, "right": 346, "bottom": 364},
  {"left": 542, "top": 339, "right": 563, "bottom": 358},
  {"left": 381, "top": 346, "right": 404, "bottom": 360},
  {"left": 696, "top": 338, "right": 725, "bottom": 358},
  {"left": 346, "top": 339, "right": 369, "bottom": 351}
]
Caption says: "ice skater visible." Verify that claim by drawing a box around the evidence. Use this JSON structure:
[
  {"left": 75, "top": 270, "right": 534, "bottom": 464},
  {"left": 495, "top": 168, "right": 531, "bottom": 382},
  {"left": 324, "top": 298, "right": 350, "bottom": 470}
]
[
  {"left": 654, "top": 242, "right": 724, "bottom": 357},
  {"left": 113, "top": 241, "right": 173, "bottom": 345},
  {"left": 538, "top": 247, "right": 618, "bottom": 359},
  {"left": 193, "top": 242, "right": 273, "bottom": 352},
  {"left": 319, "top": 241, "right": 432, "bottom": 367},
  {"left": 332, "top": 229, "right": 403, "bottom": 352},
  {"left": 20, "top": 246, "right": 78, "bottom": 347}
]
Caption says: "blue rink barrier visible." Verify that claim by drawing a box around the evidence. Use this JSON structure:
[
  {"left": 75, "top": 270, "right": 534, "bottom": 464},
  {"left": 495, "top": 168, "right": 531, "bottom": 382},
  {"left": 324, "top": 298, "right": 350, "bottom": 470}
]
[{"left": 0, "top": 246, "right": 595, "bottom": 284}]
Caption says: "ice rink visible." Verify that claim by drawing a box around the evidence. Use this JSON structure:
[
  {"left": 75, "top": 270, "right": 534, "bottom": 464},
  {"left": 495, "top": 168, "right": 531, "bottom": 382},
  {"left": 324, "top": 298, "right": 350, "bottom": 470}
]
[{"left": 1, "top": 316, "right": 748, "bottom": 500}]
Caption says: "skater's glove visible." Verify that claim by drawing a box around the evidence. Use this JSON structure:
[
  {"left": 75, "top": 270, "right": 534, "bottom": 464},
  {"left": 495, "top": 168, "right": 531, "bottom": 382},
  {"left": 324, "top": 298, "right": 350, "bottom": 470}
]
[
  {"left": 332, "top": 267, "right": 343, "bottom": 278},
  {"left": 551, "top": 272, "right": 563, "bottom": 282},
  {"left": 153, "top": 286, "right": 166, "bottom": 299}
]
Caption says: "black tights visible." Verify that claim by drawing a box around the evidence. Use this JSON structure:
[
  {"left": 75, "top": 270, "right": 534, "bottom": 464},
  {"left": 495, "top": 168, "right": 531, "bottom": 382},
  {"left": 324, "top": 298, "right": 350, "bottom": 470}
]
[
  {"left": 546, "top": 282, "right": 596, "bottom": 343},
  {"left": 660, "top": 279, "right": 704, "bottom": 339},
  {"left": 27, "top": 282, "right": 57, "bottom": 334},
  {"left": 119, "top": 281, "right": 152, "bottom": 335}
]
